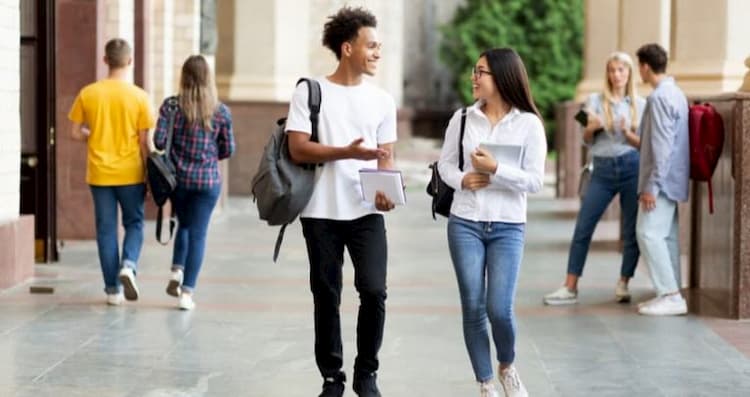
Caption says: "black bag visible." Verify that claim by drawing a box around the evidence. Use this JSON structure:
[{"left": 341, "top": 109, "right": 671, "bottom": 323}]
[
  {"left": 426, "top": 108, "right": 466, "bottom": 219},
  {"left": 251, "top": 78, "right": 322, "bottom": 262},
  {"left": 147, "top": 96, "right": 179, "bottom": 245}
]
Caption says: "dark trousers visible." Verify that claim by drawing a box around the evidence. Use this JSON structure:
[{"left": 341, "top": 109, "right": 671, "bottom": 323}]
[{"left": 301, "top": 214, "right": 388, "bottom": 379}]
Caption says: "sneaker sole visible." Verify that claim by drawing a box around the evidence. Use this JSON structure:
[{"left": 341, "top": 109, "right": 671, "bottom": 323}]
[
  {"left": 615, "top": 295, "right": 631, "bottom": 303},
  {"left": 166, "top": 280, "right": 181, "bottom": 297},
  {"left": 119, "top": 273, "right": 139, "bottom": 301},
  {"left": 543, "top": 298, "right": 577, "bottom": 306},
  {"left": 638, "top": 308, "right": 687, "bottom": 316}
]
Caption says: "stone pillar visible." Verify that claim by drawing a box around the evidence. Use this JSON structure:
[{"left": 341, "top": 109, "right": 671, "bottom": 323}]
[
  {"left": 104, "top": 0, "right": 135, "bottom": 82},
  {"left": 741, "top": 57, "right": 750, "bottom": 92},
  {"left": 134, "top": 0, "right": 150, "bottom": 91},
  {"left": 670, "top": 0, "right": 750, "bottom": 95},
  {"left": 576, "top": 0, "right": 670, "bottom": 100},
  {"left": 56, "top": 0, "right": 106, "bottom": 239}
]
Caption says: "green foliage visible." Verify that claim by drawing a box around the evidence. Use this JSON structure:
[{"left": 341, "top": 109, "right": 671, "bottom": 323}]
[{"left": 440, "top": 0, "right": 583, "bottom": 134}]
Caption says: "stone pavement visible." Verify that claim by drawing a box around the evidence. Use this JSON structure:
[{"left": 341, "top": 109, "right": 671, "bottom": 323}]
[{"left": 1, "top": 140, "right": 749, "bottom": 396}]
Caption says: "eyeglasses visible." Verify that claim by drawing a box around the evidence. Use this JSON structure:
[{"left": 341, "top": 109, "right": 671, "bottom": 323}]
[{"left": 471, "top": 67, "right": 492, "bottom": 79}]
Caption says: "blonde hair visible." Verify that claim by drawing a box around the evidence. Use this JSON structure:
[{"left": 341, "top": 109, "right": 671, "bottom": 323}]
[
  {"left": 178, "top": 55, "right": 218, "bottom": 131},
  {"left": 601, "top": 51, "right": 638, "bottom": 131}
]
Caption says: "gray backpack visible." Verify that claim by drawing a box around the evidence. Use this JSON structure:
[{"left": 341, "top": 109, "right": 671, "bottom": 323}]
[{"left": 251, "top": 78, "right": 321, "bottom": 262}]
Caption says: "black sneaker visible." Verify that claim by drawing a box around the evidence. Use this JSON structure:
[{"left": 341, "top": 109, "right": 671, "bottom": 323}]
[
  {"left": 319, "top": 373, "right": 346, "bottom": 397},
  {"left": 353, "top": 372, "right": 381, "bottom": 397}
]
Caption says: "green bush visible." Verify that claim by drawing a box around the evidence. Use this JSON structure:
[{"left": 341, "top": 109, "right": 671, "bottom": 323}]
[{"left": 440, "top": 0, "right": 583, "bottom": 139}]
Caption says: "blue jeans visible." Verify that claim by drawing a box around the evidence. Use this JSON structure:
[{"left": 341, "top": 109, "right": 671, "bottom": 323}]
[
  {"left": 447, "top": 215, "right": 525, "bottom": 382},
  {"left": 636, "top": 192, "right": 681, "bottom": 296},
  {"left": 171, "top": 185, "right": 221, "bottom": 293},
  {"left": 567, "top": 151, "right": 640, "bottom": 278},
  {"left": 90, "top": 184, "right": 145, "bottom": 294}
]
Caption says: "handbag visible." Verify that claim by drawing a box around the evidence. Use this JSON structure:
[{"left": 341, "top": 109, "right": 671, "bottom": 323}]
[
  {"left": 426, "top": 108, "right": 466, "bottom": 219},
  {"left": 146, "top": 96, "right": 179, "bottom": 244},
  {"left": 578, "top": 161, "right": 593, "bottom": 199}
]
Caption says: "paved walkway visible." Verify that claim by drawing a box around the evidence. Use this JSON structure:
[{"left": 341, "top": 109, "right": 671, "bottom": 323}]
[{"left": 1, "top": 143, "right": 749, "bottom": 396}]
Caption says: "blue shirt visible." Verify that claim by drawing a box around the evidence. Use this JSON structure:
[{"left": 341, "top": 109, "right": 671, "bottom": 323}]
[
  {"left": 637, "top": 77, "right": 690, "bottom": 202},
  {"left": 584, "top": 93, "right": 645, "bottom": 158}
]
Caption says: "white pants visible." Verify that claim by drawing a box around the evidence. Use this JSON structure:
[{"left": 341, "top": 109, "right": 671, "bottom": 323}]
[{"left": 636, "top": 193, "right": 681, "bottom": 296}]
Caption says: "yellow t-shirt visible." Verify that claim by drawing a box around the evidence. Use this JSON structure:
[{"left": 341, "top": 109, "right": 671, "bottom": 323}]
[{"left": 68, "top": 79, "right": 155, "bottom": 186}]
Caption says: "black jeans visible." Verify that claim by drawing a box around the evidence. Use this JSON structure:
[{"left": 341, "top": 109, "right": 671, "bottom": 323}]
[{"left": 301, "top": 214, "right": 388, "bottom": 379}]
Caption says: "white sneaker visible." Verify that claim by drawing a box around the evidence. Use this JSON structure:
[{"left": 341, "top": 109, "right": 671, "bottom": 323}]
[
  {"left": 118, "top": 267, "right": 139, "bottom": 301},
  {"left": 166, "top": 269, "right": 183, "bottom": 297},
  {"left": 615, "top": 280, "right": 631, "bottom": 303},
  {"left": 637, "top": 295, "right": 660, "bottom": 309},
  {"left": 106, "top": 292, "right": 124, "bottom": 306},
  {"left": 638, "top": 294, "right": 687, "bottom": 316},
  {"left": 480, "top": 382, "right": 500, "bottom": 397},
  {"left": 178, "top": 293, "right": 195, "bottom": 311},
  {"left": 498, "top": 365, "right": 528, "bottom": 397},
  {"left": 543, "top": 286, "right": 577, "bottom": 305}
]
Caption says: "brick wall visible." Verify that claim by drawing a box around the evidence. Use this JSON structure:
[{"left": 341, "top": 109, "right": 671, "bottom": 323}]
[{"left": 0, "top": 0, "right": 20, "bottom": 224}]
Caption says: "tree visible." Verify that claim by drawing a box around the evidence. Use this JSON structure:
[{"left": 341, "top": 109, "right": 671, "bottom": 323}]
[{"left": 440, "top": 0, "right": 583, "bottom": 139}]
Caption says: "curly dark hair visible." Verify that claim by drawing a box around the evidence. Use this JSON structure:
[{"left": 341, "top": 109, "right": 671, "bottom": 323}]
[
  {"left": 636, "top": 43, "right": 668, "bottom": 74},
  {"left": 322, "top": 7, "right": 377, "bottom": 60}
]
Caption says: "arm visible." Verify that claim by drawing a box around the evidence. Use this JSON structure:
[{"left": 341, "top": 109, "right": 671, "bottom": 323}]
[
  {"left": 581, "top": 113, "right": 603, "bottom": 144},
  {"left": 623, "top": 125, "right": 641, "bottom": 149},
  {"left": 287, "top": 132, "right": 387, "bottom": 164},
  {"left": 437, "top": 111, "right": 489, "bottom": 192},
  {"left": 486, "top": 116, "right": 547, "bottom": 193},
  {"left": 70, "top": 122, "right": 87, "bottom": 141},
  {"left": 138, "top": 129, "right": 149, "bottom": 167}
]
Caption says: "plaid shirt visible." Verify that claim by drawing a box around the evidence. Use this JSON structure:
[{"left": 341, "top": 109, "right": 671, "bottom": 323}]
[{"left": 154, "top": 98, "right": 235, "bottom": 190}]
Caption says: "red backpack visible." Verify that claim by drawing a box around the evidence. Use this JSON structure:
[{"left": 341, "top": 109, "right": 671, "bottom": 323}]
[{"left": 688, "top": 102, "right": 725, "bottom": 213}]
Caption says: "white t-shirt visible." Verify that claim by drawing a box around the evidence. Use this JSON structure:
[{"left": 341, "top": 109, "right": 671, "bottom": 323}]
[{"left": 285, "top": 77, "right": 397, "bottom": 220}]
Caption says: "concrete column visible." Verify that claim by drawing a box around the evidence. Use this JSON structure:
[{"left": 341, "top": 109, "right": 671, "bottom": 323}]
[
  {"left": 104, "top": 0, "right": 135, "bottom": 82},
  {"left": 576, "top": 0, "right": 670, "bottom": 100},
  {"left": 217, "top": 0, "right": 403, "bottom": 104},
  {"left": 0, "top": 0, "right": 20, "bottom": 223},
  {"left": 670, "top": 0, "right": 750, "bottom": 95},
  {"left": 216, "top": 0, "right": 310, "bottom": 101},
  {"left": 56, "top": 0, "right": 106, "bottom": 238},
  {"left": 308, "top": 0, "right": 403, "bottom": 105}
]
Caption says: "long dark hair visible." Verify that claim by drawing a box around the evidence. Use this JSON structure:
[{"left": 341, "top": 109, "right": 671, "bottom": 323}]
[{"left": 481, "top": 48, "right": 541, "bottom": 119}]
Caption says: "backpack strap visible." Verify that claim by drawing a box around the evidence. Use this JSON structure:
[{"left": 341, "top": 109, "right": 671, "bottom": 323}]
[
  {"left": 154, "top": 96, "right": 180, "bottom": 244},
  {"left": 155, "top": 204, "right": 177, "bottom": 246},
  {"left": 273, "top": 223, "right": 288, "bottom": 263},
  {"left": 272, "top": 78, "right": 322, "bottom": 263},
  {"left": 458, "top": 107, "right": 467, "bottom": 171},
  {"left": 296, "top": 78, "right": 323, "bottom": 169}
]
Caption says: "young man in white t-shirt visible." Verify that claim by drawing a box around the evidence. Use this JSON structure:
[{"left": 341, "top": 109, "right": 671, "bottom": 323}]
[{"left": 285, "top": 6, "right": 397, "bottom": 397}]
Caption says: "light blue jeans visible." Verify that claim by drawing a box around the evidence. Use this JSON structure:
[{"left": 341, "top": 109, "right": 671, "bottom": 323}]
[
  {"left": 90, "top": 184, "right": 145, "bottom": 294},
  {"left": 635, "top": 193, "right": 681, "bottom": 296},
  {"left": 447, "top": 215, "right": 525, "bottom": 382}
]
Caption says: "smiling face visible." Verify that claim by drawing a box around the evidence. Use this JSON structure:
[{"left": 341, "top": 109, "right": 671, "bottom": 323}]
[
  {"left": 607, "top": 59, "right": 630, "bottom": 92},
  {"left": 471, "top": 56, "right": 497, "bottom": 101},
  {"left": 342, "top": 27, "right": 381, "bottom": 76}
]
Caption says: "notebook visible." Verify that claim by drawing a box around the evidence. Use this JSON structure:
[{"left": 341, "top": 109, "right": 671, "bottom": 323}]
[
  {"left": 478, "top": 143, "right": 525, "bottom": 167},
  {"left": 358, "top": 169, "right": 406, "bottom": 205}
]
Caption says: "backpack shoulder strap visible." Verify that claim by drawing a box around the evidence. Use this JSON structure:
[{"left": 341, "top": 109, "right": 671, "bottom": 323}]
[
  {"left": 296, "top": 78, "right": 322, "bottom": 143},
  {"left": 155, "top": 204, "right": 177, "bottom": 246},
  {"left": 163, "top": 96, "right": 180, "bottom": 153},
  {"left": 458, "top": 107, "right": 467, "bottom": 171}
]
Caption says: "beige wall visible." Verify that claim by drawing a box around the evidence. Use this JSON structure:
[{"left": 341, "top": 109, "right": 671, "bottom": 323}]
[
  {"left": 0, "top": 0, "right": 20, "bottom": 223},
  {"left": 217, "top": 0, "right": 404, "bottom": 105},
  {"left": 578, "top": 0, "right": 750, "bottom": 99},
  {"left": 104, "top": 0, "right": 135, "bottom": 82}
]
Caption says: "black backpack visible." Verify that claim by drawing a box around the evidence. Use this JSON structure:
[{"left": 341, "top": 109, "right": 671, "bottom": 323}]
[
  {"left": 426, "top": 108, "right": 466, "bottom": 219},
  {"left": 251, "top": 78, "right": 321, "bottom": 262},
  {"left": 147, "top": 96, "right": 179, "bottom": 244}
]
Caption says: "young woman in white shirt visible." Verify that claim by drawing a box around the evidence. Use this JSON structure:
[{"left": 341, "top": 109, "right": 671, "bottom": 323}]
[{"left": 438, "top": 48, "right": 546, "bottom": 397}]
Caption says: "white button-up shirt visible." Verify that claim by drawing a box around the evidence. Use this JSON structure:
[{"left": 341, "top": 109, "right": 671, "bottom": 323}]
[{"left": 438, "top": 102, "right": 547, "bottom": 223}]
